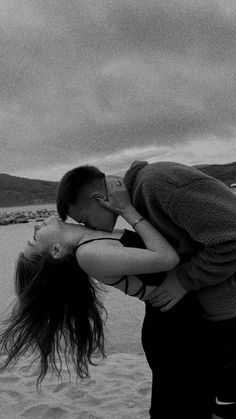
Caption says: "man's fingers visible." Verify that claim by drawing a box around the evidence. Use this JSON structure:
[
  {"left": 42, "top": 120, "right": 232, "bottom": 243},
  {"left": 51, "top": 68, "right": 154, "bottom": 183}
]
[
  {"left": 150, "top": 296, "right": 172, "bottom": 307},
  {"left": 160, "top": 299, "right": 178, "bottom": 312},
  {"left": 147, "top": 288, "right": 166, "bottom": 300}
]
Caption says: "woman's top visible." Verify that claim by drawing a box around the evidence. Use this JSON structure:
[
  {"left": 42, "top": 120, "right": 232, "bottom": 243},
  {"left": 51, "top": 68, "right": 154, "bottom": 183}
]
[{"left": 75, "top": 228, "right": 166, "bottom": 297}]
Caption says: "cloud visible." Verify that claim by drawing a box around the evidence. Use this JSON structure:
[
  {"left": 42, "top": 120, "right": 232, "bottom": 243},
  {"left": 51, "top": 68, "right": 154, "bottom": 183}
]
[
  {"left": 13, "top": 135, "right": 236, "bottom": 181},
  {"left": 0, "top": 0, "right": 236, "bottom": 178}
]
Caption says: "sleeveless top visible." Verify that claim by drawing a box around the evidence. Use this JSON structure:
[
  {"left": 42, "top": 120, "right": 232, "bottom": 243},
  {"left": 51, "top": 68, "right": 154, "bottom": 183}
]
[{"left": 75, "top": 229, "right": 166, "bottom": 287}]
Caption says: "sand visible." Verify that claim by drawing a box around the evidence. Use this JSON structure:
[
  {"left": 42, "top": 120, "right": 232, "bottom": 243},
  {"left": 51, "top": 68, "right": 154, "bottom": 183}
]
[{"left": 0, "top": 222, "right": 152, "bottom": 419}]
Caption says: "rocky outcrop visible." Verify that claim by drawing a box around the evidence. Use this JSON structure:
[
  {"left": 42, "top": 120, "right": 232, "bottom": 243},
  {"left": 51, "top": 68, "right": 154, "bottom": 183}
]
[{"left": 0, "top": 208, "right": 58, "bottom": 226}]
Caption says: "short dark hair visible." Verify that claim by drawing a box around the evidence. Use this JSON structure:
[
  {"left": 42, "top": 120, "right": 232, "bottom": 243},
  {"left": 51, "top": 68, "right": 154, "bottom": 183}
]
[{"left": 56, "top": 166, "right": 104, "bottom": 221}]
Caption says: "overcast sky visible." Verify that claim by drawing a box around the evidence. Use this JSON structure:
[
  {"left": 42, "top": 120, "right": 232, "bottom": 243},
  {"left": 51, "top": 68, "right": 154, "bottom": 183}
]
[{"left": 1, "top": 0, "right": 236, "bottom": 180}]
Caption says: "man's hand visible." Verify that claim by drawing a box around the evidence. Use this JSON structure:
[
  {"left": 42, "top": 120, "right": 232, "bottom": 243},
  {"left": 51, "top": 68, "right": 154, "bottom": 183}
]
[{"left": 143, "top": 270, "right": 188, "bottom": 312}]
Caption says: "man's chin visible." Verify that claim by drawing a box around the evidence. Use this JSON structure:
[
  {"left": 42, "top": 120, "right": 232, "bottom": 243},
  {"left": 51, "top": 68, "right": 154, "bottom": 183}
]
[
  {"left": 99, "top": 216, "right": 118, "bottom": 232},
  {"left": 100, "top": 222, "right": 116, "bottom": 232},
  {"left": 99, "top": 226, "right": 113, "bottom": 232}
]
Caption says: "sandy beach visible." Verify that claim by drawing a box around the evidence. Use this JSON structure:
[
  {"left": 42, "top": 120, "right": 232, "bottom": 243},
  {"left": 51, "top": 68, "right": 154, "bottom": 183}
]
[{"left": 0, "top": 221, "right": 151, "bottom": 419}]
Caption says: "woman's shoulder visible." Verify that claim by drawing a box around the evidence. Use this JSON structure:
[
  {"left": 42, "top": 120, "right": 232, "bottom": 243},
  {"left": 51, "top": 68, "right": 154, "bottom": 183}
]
[
  {"left": 75, "top": 228, "right": 144, "bottom": 253},
  {"left": 75, "top": 229, "right": 126, "bottom": 251}
]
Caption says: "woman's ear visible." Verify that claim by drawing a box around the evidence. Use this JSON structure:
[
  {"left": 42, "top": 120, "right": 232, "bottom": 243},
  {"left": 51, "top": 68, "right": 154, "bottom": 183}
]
[{"left": 51, "top": 243, "right": 63, "bottom": 259}]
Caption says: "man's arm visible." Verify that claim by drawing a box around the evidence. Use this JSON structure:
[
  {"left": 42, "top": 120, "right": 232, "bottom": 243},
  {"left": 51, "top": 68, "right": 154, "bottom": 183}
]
[
  {"left": 168, "top": 179, "right": 236, "bottom": 290},
  {"left": 144, "top": 179, "right": 236, "bottom": 310},
  {"left": 143, "top": 269, "right": 187, "bottom": 311}
]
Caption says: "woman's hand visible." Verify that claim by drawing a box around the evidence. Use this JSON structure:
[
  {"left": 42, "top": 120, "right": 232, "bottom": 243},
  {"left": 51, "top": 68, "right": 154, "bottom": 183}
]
[{"left": 95, "top": 176, "right": 132, "bottom": 215}]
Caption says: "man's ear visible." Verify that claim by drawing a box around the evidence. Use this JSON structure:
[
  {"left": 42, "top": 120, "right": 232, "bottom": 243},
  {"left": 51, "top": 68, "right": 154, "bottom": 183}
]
[
  {"left": 91, "top": 192, "right": 106, "bottom": 202},
  {"left": 51, "top": 243, "right": 62, "bottom": 259}
]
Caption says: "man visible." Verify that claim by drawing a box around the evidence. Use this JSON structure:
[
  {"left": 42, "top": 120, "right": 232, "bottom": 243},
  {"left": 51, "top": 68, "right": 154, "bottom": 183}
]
[
  {"left": 57, "top": 166, "right": 118, "bottom": 231},
  {"left": 56, "top": 161, "right": 236, "bottom": 419}
]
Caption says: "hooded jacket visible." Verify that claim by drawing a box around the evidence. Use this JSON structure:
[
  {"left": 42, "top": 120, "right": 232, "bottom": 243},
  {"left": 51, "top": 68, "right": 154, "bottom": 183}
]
[{"left": 124, "top": 160, "right": 236, "bottom": 320}]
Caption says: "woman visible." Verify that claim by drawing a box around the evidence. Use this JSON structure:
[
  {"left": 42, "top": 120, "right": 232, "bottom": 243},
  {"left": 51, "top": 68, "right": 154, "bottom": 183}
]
[{"left": 0, "top": 178, "right": 179, "bottom": 389}]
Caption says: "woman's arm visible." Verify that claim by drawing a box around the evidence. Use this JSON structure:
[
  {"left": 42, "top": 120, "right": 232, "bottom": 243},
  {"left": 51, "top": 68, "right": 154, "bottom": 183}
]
[
  {"left": 77, "top": 177, "right": 179, "bottom": 295},
  {"left": 95, "top": 177, "right": 180, "bottom": 265},
  {"left": 122, "top": 205, "right": 179, "bottom": 260},
  {"left": 77, "top": 239, "right": 178, "bottom": 279}
]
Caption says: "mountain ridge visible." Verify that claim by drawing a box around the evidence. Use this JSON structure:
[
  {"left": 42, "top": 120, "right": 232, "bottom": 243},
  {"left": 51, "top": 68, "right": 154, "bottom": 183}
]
[{"left": 0, "top": 161, "right": 236, "bottom": 207}]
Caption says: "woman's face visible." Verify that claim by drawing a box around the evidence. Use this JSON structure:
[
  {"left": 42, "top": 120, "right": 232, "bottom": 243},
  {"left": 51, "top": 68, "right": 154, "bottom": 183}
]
[{"left": 24, "top": 216, "right": 64, "bottom": 256}]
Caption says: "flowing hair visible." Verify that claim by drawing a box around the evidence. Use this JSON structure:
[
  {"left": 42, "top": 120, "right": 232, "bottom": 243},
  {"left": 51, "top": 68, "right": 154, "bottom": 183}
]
[{"left": 0, "top": 251, "right": 107, "bottom": 389}]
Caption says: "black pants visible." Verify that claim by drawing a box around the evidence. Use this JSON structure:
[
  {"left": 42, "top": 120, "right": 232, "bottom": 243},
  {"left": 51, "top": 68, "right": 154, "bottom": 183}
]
[
  {"left": 141, "top": 294, "right": 212, "bottom": 419},
  {"left": 203, "top": 317, "right": 236, "bottom": 419}
]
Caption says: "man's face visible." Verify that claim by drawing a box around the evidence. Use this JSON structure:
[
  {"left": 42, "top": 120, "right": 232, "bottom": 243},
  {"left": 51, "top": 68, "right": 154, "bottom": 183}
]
[
  {"left": 68, "top": 177, "right": 118, "bottom": 232},
  {"left": 69, "top": 201, "right": 118, "bottom": 232}
]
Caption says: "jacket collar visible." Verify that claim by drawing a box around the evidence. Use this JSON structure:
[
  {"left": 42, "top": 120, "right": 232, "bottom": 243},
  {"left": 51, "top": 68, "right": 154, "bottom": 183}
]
[{"left": 124, "top": 160, "right": 148, "bottom": 196}]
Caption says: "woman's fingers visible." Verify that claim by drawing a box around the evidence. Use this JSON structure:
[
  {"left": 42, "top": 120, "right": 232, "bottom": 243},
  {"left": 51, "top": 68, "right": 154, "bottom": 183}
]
[
  {"left": 103, "top": 176, "right": 131, "bottom": 213},
  {"left": 105, "top": 176, "right": 123, "bottom": 194}
]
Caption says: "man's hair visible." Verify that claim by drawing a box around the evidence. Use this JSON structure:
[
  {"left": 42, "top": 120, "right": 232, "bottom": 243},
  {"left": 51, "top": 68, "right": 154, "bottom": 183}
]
[{"left": 56, "top": 166, "right": 105, "bottom": 220}]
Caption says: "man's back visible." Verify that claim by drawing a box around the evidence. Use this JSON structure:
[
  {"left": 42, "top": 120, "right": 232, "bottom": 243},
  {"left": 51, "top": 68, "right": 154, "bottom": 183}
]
[{"left": 124, "top": 160, "right": 236, "bottom": 320}]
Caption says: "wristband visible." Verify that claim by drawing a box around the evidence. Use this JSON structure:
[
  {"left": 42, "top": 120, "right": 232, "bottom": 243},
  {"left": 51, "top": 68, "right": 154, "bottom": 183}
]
[{"left": 131, "top": 216, "right": 145, "bottom": 229}]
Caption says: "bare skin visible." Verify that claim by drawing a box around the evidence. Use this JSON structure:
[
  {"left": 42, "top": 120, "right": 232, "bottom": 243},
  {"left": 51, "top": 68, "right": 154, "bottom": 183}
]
[{"left": 24, "top": 179, "right": 180, "bottom": 305}]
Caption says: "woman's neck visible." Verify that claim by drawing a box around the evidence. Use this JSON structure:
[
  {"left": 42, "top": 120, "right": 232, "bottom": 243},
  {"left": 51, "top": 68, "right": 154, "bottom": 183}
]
[{"left": 65, "top": 223, "right": 125, "bottom": 249}]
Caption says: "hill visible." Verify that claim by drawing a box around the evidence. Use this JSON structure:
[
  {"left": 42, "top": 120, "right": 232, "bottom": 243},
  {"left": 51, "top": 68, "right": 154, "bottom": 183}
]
[
  {"left": 0, "top": 161, "right": 235, "bottom": 207},
  {"left": 0, "top": 174, "right": 58, "bottom": 207},
  {"left": 194, "top": 161, "right": 236, "bottom": 186}
]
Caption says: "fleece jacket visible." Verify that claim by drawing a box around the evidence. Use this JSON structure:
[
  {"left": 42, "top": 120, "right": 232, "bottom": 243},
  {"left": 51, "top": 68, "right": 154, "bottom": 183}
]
[{"left": 124, "top": 160, "right": 236, "bottom": 320}]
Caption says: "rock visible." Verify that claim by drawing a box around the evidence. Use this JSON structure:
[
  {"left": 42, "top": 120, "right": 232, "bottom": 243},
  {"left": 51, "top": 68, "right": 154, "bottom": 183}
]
[
  {"left": 5, "top": 216, "right": 16, "bottom": 224},
  {"left": 16, "top": 218, "right": 29, "bottom": 223},
  {"left": 0, "top": 219, "right": 8, "bottom": 225},
  {"left": 0, "top": 208, "right": 58, "bottom": 226}
]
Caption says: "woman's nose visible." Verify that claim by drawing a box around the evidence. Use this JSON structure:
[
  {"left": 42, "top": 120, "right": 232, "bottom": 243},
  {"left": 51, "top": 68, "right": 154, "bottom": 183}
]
[{"left": 34, "top": 224, "right": 41, "bottom": 235}]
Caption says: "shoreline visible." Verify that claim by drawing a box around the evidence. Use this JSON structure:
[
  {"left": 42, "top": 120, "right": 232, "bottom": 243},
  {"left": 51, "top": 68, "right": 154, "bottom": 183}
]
[{"left": 1, "top": 185, "right": 235, "bottom": 226}]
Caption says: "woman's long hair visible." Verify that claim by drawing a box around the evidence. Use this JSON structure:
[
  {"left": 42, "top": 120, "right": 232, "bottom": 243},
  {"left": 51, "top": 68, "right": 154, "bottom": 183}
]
[{"left": 0, "top": 251, "right": 107, "bottom": 388}]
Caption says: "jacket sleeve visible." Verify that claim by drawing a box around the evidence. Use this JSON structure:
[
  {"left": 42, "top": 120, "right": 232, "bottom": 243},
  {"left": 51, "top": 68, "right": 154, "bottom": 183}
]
[{"left": 167, "top": 179, "right": 236, "bottom": 290}]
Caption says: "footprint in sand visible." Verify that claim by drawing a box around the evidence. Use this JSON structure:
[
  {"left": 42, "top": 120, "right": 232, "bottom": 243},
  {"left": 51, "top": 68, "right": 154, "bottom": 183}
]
[
  {"left": 64, "top": 387, "right": 86, "bottom": 400},
  {"left": 0, "top": 389, "right": 24, "bottom": 402},
  {"left": 82, "top": 378, "right": 96, "bottom": 387},
  {"left": 42, "top": 407, "right": 68, "bottom": 419},
  {"left": 24, "top": 380, "right": 39, "bottom": 388},
  {"left": 73, "top": 394, "right": 104, "bottom": 407},
  {"left": 18, "top": 365, "right": 32, "bottom": 373},
  {"left": 18, "top": 363, "right": 40, "bottom": 377},
  {"left": 45, "top": 382, "right": 71, "bottom": 393},
  {"left": 137, "top": 382, "right": 151, "bottom": 396},
  {"left": 21, "top": 405, "right": 68, "bottom": 418},
  {"left": 75, "top": 413, "right": 101, "bottom": 419},
  {"left": 0, "top": 375, "right": 20, "bottom": 383}
]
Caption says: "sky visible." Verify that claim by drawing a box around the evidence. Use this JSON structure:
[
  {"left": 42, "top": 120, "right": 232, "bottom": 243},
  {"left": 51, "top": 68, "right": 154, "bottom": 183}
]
[{"left": 1, "top": 0, "right": 236, "bottom": 181}]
